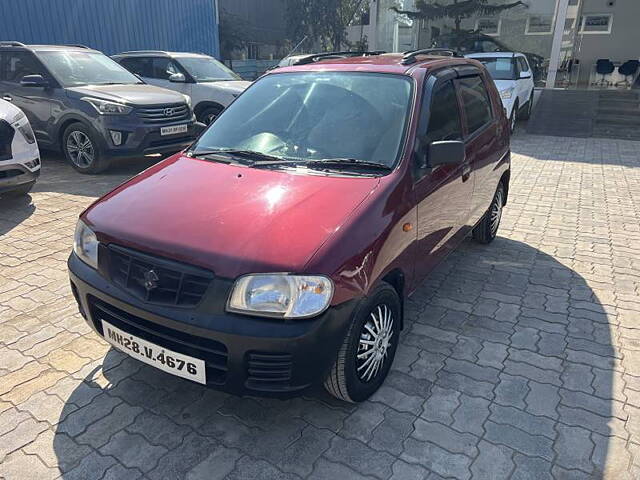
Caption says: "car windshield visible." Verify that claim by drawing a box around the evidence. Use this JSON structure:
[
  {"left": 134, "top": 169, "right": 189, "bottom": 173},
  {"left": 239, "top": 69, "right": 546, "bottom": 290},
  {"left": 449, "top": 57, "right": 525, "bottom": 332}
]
[
  {"left": 191, "top": 72, "right": 413, "bottom": 169},
  {"left": 475, "top": 57, "right": 517, "bottom": 80},
  {"left": 177, "top": 56, "right": 241, "bottom": 82},
  {"left": 37, "top": 51, "right": 142, "bottom": 87}
]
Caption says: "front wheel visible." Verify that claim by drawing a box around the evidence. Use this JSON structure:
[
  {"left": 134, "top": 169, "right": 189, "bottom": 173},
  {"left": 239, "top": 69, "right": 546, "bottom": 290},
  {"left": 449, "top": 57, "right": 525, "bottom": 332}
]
[
  {"left": 520, "top": 93, "right": 534, "bottom": 120},
  {"left": 324, "top": 283, "right": 401, "bottom": 403},
  {"left": 472, "top": 181, "right": 505, "bottom": 244},
  {"left": 197, "top": 105, "right": 223, "bottom": 125},
  {"left": 62, "top": 123, "right": 109, "bottom": 174},
  {"left": 509, "top": 102, "right": 518, "bottom": 133}
]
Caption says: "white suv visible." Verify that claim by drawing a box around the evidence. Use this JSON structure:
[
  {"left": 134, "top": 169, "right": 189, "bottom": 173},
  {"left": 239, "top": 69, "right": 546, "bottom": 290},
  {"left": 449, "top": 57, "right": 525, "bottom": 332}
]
[
  {"left": 0, "top": 99, "right": 40, "bottom": 197},
  {"left": 113, "top": 51, "right": 251, "bottom": 125},
  {"left": 466, "top": 52, "right": 535, "bottom": 132}
]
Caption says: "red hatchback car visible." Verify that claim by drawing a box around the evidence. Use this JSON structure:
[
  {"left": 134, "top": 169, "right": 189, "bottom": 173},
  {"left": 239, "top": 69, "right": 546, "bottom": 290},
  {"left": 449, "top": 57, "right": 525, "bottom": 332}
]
[{"left": 69, "top": 51, "right": 510, "bottom": 402}]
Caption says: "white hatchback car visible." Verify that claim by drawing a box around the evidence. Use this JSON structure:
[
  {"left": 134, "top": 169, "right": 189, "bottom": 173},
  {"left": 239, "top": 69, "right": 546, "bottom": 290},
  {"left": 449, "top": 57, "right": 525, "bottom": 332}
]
[
  {"left": 0, "top": 99, "right": 40, "bottom": 197},
  {"left": 466, "top": 52, "right": 535, "bottom": 132},
  {"left": 113, "top": 51, "right": 251, "bottom": 125}
]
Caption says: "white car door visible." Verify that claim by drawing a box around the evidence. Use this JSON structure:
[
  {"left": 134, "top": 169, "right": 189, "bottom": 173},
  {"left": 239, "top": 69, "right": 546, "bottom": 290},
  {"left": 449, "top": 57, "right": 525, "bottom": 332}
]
[
  {"left": 516, "top": 56, "right": 534, "bottom": 105},
  {"left": 144, "top": 58, "right": 192, "bottom": 99}
]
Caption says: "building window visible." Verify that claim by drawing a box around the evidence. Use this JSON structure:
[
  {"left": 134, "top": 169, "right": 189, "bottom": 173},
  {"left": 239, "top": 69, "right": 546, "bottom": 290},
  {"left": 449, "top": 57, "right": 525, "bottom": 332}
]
[
  {"left": 475, "top": 18, "right": 501, "bottom": 36},
  {"left": 579, "top": 14, "right": 613, "bottom": 34},
  {"left": 525, "top": 14, "right": 554, "bottom": 35}
]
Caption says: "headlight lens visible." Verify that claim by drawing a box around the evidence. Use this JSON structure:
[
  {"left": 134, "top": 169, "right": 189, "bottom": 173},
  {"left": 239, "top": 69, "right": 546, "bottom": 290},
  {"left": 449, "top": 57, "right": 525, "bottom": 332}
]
[
  {"left": 82, "top": 97, "right": 133, "bottom": 115},
  {"left": 500, "top": 88, "right": 514, "bottom": 99},
  {"left": 183, "top": 94, "right": 192, "bottom": 109},
  {"left": 228, "top": 274, "right": 334, "bottom": 319},
  {"left": 73, "top": 219, "right": 99, "bottom": 269}
]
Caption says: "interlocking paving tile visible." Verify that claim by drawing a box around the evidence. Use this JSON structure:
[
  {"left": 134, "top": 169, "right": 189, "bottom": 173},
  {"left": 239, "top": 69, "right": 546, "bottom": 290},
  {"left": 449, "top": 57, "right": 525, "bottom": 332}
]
[{"left": 1, "top": 134, "right": 640, "bottom": 479}]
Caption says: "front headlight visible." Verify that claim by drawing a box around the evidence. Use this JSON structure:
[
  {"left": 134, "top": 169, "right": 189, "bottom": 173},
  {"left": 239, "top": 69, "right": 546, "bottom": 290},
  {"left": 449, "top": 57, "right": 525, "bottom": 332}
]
[
  {"left": 183, "top": 94, "right": 192, "bottom": 109},
  {"left": 81, "top": 97, "right": 133, "bottom": 115},
  {"left": 73, "top": 219, "right": 99, "bottom": 269},
  {"left": 500, "top": 88, "right": 514, "bottom": 99},
  {"left": 227, "top": 274, "right": 334, "bottom": 319}
]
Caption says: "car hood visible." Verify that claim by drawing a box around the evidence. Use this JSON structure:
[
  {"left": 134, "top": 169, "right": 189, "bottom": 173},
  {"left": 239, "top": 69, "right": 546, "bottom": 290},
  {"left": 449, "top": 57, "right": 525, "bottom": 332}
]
[
  {"left": 66, "top": 84, "right": 187, "bottom": 105},
  {"left": 84, "top": 155, "right": 380, "bottom": 279},
  {"left": 203, "top": 80, "right": 251, "bottom": 93},
  {"left": 493, "top": 80, "right": 515, "bottom": 92}
]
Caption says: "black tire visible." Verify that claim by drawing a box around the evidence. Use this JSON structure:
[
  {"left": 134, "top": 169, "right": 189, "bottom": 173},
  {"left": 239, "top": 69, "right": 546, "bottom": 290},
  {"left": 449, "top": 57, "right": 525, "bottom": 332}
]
[
  {"left": 473, "top": 181, "right": 505, "bottom": 244},
  {"left": 324, "top": 282, "right": 401, "bottom": 403},
  {"left": 3, "top": 181, "right": 34, "bottom": 197},
  {"left": 519, "top": 93, "right": 534, "bottom": 120},
  {"left": 509, "top": 101, "right": 518, "bottom": 133},
  {"left": 197, "top": 105, "right": 223, "bottom": 125},
  {"left": 62, "top": 123, "right": 109, "bottom": 174}
]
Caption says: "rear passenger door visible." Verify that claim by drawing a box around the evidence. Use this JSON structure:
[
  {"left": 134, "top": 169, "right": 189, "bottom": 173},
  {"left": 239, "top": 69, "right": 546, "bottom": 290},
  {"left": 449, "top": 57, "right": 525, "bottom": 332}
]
[
  {"left": 413, "top": 73, "right": 474, "bottom": 282},
  {"left": 455, "top": 71, "right": 504, "bottom": 226}
]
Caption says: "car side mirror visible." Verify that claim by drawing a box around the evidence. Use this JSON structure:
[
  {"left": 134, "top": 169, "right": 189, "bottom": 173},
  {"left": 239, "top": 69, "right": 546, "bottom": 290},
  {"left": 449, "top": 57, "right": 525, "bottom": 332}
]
[
  {"left": 169, "top": 73, "right": 186, "bottom": 83},
  {"left": 519, "top": 71, "right": 532, "bottom": 79},
  {"left": 428, "top": 140, "right": 465, "bottom": 167},
  {"left": 20, "top": 74, "right": 49, "bottom": 88}
]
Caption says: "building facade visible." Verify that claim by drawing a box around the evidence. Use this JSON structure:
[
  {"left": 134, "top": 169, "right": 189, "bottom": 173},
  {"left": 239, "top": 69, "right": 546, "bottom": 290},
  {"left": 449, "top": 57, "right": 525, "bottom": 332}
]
[
  {"left": 0, "top": 0, "right": 220, "bottom": 57},
  {"left": 362, "top": 0, "right": 638, "bottom": 90}
]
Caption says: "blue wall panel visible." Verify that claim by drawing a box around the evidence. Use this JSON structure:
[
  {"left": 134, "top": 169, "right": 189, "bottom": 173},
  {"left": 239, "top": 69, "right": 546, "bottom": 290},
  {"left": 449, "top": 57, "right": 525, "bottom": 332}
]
[{"left": 0, "top": 0, "right": 220, "bottom": 58}]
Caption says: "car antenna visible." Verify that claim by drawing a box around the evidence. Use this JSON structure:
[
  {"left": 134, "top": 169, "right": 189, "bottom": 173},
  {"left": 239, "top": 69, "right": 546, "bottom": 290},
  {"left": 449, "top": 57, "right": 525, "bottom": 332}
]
[{"left": 280, "top": 35, "right": 308, "bottom": 63}]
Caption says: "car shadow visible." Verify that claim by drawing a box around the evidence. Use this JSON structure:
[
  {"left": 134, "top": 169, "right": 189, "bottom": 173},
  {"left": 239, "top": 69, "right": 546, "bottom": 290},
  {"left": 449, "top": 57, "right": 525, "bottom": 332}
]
[
  {"left": 53, "top": 237, "right": 619, "bottom": 479},
  {"left": 0, "top": 192, "right": 36, "bottom": 237}
]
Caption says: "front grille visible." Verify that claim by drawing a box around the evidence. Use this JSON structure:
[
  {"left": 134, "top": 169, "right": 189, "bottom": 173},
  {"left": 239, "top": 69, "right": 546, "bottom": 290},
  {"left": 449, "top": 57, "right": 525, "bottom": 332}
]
[
  {"left": 89, "top": 296, "right": 228, "bottom": 385},
  {"left": 136, "top": 103, "right": 190, "bottom": 124},
  {"left": 107, "top": 244, "right": 212, "bottom": 307},
  {"left": 0, "top": 120, "right": 15, "bottom": 161},
  {"left": 246, "top": 351, "right": 293, "bottom": 391}
]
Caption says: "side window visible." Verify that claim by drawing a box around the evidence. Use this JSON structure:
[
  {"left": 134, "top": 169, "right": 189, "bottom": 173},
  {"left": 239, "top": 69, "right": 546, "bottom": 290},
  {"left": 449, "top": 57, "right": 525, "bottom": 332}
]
[
  {"left": 457, "top": 76, "right": 493, "bottom": 136},
  {"left": 517, "top": 57, "right": 529, "bottom": 73},
  {"left": 120, "top": 57, "right": 151, "bottom": 77},
  {"left": 425, "top": 80, "right": 463, "bottom": 144},
  {"left": 150, "top": 58, "right": 180, "bottom": 80},
  {"left": 4, "top": 52, "right": 47, "bottom": 84}
]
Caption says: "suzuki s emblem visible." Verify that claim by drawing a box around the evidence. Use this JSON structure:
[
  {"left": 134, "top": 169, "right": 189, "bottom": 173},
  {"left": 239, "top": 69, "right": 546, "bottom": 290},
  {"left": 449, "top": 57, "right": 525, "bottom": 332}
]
[
  {"left": 143, "top": 269, "right": 160, "bottom": 291},
  {"left": 163, "top": 108, "right": 174, "bottom": 117}
]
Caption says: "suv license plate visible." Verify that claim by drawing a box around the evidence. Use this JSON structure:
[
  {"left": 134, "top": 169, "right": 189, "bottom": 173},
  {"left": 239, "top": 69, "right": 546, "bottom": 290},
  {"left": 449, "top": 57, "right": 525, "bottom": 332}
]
[
  {"left": 160, "top": 124, "right": 188, "bottom": 136},
  {"left": 101, "top": 320, "right": 206, "bottom": 384}
]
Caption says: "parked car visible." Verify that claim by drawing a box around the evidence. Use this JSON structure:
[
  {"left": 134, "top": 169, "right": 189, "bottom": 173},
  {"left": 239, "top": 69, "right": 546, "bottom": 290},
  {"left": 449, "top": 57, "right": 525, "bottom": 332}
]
[
  {"left": 113, "top": 51, "right": 251, "bottom": 125},
  {"left": 0, "top": 42, "right": 203, "bottom": 174},
  {"left": 466, "top": 52, "right": 535, "bottom": 132},
  {"left": 0, "top": 99, "right": 40, "bottom": 196},
  {"left": 68, "top": 51, "right": 510, "bottom": 402}
]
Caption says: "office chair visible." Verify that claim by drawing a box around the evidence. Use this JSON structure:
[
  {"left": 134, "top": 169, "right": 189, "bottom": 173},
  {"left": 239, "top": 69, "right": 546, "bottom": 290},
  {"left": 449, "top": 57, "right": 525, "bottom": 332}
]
[
  {"left": 594, "top": 59, "right": 615, "bottom": 87},
  {"left": 616, "top": 60, "right": 640, "bottom": 88}
]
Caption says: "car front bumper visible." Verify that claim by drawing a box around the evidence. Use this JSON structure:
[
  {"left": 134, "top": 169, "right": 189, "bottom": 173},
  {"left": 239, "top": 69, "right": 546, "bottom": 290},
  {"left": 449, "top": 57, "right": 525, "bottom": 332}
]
[
  {"left": 68, "top": 252, "right": 357, "bottom": 397},
  {"left": 94, "top": 116, "right": 207, "bottom": 158},
  {"left": 0, "top": 162, "right": 40, "bottom": 194}
]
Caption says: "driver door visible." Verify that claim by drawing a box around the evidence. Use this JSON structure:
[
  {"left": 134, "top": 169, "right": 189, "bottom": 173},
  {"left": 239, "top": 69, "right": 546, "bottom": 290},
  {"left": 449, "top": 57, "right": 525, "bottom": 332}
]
[
  {"left": 146, "top": 57, "right": 191, "bottom": 98},
  {"left": 413, "top": 73, "right": 474, "bottom": 283}
]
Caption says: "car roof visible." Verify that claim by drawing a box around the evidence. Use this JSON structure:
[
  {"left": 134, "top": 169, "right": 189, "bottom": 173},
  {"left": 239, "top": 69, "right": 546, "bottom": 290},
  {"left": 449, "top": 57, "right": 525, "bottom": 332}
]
[
  {"left": 273, "top": 53, "right": 480, "bottom": 75},
  {"left": 465, "top": 52, "right": 523, "bottom": 59},
  {"left": 0, "top": 43, "right": 100, "bottom": 53}
]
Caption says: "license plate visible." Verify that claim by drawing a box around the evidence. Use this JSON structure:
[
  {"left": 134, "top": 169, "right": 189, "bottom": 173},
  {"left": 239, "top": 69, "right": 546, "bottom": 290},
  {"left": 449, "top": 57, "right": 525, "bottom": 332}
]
[
  {"left": 160, "top": 124, "right": 188, "bottom": 136},
  {"left": 101, "top": 320, "right": 206, "bottom": 384}
]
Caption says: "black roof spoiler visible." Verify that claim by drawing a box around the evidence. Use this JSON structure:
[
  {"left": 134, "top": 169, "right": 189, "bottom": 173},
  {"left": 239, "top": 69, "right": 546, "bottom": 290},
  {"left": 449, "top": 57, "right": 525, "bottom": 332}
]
[{"left": 401, "top": 49, "right": 462, "bottom": 65}]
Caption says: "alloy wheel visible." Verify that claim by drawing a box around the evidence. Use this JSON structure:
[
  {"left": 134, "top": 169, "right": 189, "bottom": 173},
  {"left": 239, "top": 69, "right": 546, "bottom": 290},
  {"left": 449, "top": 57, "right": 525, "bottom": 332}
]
[
  {"left": 356, "top": 304, "right": 394, "bottom": 382},
  {"left": 67, "top": 131, "right": 95, "bottom": 168},
  {"left": 490, "top": 186, "right": 504, "bottom": 236}
]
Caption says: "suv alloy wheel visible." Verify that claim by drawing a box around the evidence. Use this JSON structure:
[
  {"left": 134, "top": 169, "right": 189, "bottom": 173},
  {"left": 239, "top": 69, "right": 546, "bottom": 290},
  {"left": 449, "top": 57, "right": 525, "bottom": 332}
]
[{"left": 63, "top": 123, "right": 109, "bottom": 174}]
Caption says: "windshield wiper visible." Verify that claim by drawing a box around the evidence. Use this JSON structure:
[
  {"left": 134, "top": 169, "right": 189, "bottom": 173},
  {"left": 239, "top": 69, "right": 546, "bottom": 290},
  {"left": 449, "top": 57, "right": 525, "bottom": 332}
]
[
  {"left": 305, "top": 158, "right": 392, "bottom": 171},
  {"left": 187, "top": 149, "right": 287, "bottom": 164}
]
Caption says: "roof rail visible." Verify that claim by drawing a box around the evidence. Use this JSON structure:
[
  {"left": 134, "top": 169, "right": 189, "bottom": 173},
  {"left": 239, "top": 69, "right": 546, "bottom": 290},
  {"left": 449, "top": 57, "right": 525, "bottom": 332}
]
[
  {"left": 292, "top": 50, "right": 385, "bottom": 66},
  {"left": 116, "top": 50, "right": 170, "bottom": 56},
  {"left": 0, "top": 41, "right": 26, "bottom": 47},
  {"left": 401, "top": 48, "right": 461, "bottom": 65},
  {"left": 63, "top": 44, "right": 90, "bottom": 49}
]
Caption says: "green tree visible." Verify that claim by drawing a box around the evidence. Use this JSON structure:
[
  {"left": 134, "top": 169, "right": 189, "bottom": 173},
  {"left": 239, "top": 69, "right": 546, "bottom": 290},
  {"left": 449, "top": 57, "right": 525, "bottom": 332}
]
[
  {"left": 285, "top": 0, "right": 371, "bottom": 52},
  {"left": 218, "top": 11, "right": 249, "bottom": 59},
  {"left": 391, "top": 0, "right": 526, "bottom": 33}
]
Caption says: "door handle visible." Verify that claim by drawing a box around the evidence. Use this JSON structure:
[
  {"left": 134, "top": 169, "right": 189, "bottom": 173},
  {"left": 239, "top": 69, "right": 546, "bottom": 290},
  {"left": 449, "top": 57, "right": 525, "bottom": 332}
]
[{"left": 2, "top": 95, "right": 12, "bottom": 102}]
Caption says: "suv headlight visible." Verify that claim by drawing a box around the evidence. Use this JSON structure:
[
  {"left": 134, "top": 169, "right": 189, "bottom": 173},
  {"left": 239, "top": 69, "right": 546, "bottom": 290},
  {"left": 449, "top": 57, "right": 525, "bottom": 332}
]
[
  {"left": 500, "top": 87, "right": 515, "bottom": 99},
  {"left": 183, "top": 94, "right": 192, "bottom": 109},
  {"left": 227, "top": 274, "right": 333, "bottom": 319},
  {"left": 81, "top": 97, "right": 133, "bottom": 115},
  {"left": 73, "top": 219, "right": 99, "bottom": 269}
]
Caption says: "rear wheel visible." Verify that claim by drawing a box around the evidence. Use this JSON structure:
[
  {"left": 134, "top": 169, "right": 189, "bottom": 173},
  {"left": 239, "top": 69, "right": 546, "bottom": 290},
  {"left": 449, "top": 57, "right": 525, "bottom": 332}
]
[
  {"left": 63, "top": 123, "right": 109, "bottom": 174},
  {"left": 472, "top": 181, "right": 505, "bottom": 244},
  {"left": 324, "top": 283, "right": 401, "bottom": 403}
]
